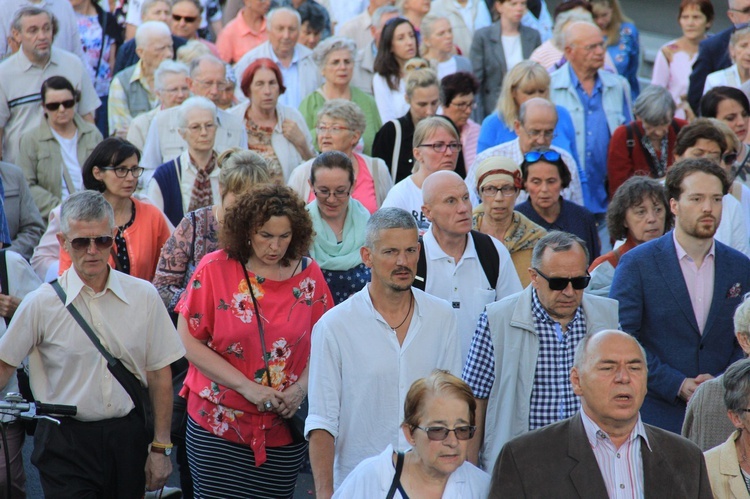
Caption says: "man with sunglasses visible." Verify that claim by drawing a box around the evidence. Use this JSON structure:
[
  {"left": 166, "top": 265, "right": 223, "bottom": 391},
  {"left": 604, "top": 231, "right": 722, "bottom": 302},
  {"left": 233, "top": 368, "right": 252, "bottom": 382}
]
[
  {"left": 462, "top": 230, "right": 618, "bottom": 471},
  {"left": 611, "top": 158, "right": 750, "bottom": 435},
  {"left": 0, "top": 190, "right": 185, "bottom": 496}
]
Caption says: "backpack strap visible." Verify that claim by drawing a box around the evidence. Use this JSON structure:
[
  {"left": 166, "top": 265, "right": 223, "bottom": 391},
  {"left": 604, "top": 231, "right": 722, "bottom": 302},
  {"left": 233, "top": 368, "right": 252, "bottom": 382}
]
[
  {"left": 470, "top": 230, "right": 500, "bottom": 289},
  {"left": 414, "top": 235, "right": 426, "bottom": 291},
  {"left": 0, "top": 250, "right": 9, "bottom": 326}
]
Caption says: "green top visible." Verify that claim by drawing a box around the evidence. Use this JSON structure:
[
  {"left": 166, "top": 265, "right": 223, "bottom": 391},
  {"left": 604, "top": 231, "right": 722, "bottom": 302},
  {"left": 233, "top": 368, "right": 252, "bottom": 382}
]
[{"left": 298, "top": 86, "right": 382, "bottom": 156}]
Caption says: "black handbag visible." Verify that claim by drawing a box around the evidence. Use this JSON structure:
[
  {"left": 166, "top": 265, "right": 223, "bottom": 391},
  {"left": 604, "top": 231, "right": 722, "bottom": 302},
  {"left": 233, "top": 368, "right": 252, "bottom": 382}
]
[
  {"left": 51, "top": 280, "right": 153, "bottom": 437},
  {"left": 241, "top": 265, "right": 308, "bottom": 443}
]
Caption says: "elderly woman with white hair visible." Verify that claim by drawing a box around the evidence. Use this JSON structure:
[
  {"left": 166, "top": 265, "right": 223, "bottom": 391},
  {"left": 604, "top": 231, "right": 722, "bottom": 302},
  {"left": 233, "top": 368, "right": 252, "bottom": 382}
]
[
  {"left": 419, "top": 15, "right": 473, "bottom": 80},
  {"left": 127, "top": 59, "right": 190, "bottom": 150},
  {"left": 108, "top": 20, "right": 174, "bottom": 137},
  {"left": 148, "top": 96, "right": 220, "bottom": 226},
  {"left": 288, "top": 99, "right": 393, "bottom": 214},
  {"left": 299, "top": 36, "right": 382, "bottom": 155}
]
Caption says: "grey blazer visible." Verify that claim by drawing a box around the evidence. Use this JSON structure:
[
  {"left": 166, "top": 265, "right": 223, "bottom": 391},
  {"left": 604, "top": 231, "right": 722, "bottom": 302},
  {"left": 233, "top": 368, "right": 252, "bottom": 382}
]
[{"left": 470, "top": 22, "right": 541, "bottom": 120}]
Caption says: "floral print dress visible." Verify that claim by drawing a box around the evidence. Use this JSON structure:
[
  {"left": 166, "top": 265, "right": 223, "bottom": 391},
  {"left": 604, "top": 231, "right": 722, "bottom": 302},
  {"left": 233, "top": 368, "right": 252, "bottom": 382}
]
[
  {"left": 605, "top": 21, "right": 641, "bottom": 101},
  {"left": 177, "top": 250, "right": 330, "bottom": 465}
]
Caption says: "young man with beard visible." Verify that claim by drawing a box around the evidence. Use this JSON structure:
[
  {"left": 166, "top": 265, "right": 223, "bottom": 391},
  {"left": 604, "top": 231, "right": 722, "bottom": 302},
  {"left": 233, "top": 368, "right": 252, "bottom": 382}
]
[{"left": 611, "top": 158, "right": 750, "bottom": 434}]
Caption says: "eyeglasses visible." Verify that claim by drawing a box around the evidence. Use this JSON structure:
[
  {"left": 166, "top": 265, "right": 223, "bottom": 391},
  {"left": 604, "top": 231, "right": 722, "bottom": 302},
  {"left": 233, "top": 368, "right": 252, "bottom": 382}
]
[
  {"left": 481, "top": 185, "right": 517, "bottom": 197},
  {"left": 580, "top": 41, "right": 606, "bottom": 52},
  {"left": 313, "top": 188, "right": 350, "bottom": 199},
  {"left": 533, "top": 268, "right": 590, "bottom": 291},
  {"left": 44, "top": 99, "right": 75, "bottom": 112},
  {"left": 98, "top": 166, "right": 145, "bottom": 178},
  {"left": 730, "top": 7, "right": 750, "bottom": 16},
  {"left": 193, "top": 78, "right": 228, "bottom": 89},
  {"left": 68, "top": 236, "right": 114, "bottom": 251},
  {"left": 161, "top": 86, "right": 189, "bottom": 95},
  {"left": 415, "top": 425, "right": 476, "bottom": 441},
  {"left": 521, "top": 126, "right": 556, "bottom": 140},
  {"left": 326, "top": 58, "right": 353, "bottom": 68},
  {"left": 524, "top": 150, "right": 561, "bottom": 163},
  {"left": 172, "top": 14, "right": 198, "bottom": 23},
  {"left": 185, "top": 123, "right": 217, "bottom": 133},
  {"left": 724, "top": 152, "right": 739, "bottom": 165},
  {"left": 417, "top": 142, "right": 462, "bottom": 153},
  {"left": 316, "top": 125, "right": 351, "bottom": 135}
]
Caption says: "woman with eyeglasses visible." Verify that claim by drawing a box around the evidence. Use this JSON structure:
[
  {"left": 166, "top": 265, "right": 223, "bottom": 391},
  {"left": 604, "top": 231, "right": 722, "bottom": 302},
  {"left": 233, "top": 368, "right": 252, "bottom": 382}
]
[
  {"left": 607, "top": 85, "right": 686, "bottom": 198},
  {"left": 305, "top": 151, "right": 371, "bottom": 304},
  {"left": 587, "top": 176, "right": 671, "bottom": 297},
  {"left": 472, "top": 156, "right": 547, "bottom": 287},
  {"left": 334, "top": 370, "right": 490, "bottom": 498},
  {"left": 516, "top": 148, "right": 600, "bottom": 263},
  {"left": 148, "top": 96, "right": 222, "bottom": 227},
  {"left": 440, "top": 72, "right": 480, "bottom": 169},
  {"left": 382, "top": 116, "right": 461, "bottom": 231},
  {"left": 299, "top": 37, "right": 382, "bottom": 156},
  {"left": 228, "top": 58, "right": 315, "bottom": 180},
  {"left": 57, "top": 137, "right": 171, "bottom": 281},
  {"left": 19, "top": 76, "right": 103, "bottom": 222},
  {"left": 288, "top": 99, "right": 393, "bottom": 214}
]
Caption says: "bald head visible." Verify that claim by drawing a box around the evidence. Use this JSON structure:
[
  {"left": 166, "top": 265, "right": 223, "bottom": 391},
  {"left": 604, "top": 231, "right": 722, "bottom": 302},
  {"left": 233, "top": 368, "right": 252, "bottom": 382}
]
[
  {"left": 574, "top": 330, "right": 647, "bottom": 371},
  {"left": 563, "top": 21, "right": 605, "bottom": 75},
  {"left": 519, "top": 97, "right": 558, "bottom": 126},
  {"left": 422, "top": 171, "right": 472, "bottom": 237},
  {"left": 423, "top": 170, "right": 465, "bottom": 206}
]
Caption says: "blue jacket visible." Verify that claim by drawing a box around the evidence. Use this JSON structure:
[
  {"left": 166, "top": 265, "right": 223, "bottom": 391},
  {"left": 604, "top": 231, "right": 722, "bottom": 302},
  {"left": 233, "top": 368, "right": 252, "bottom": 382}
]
[
  {"left": 687, "top": 29, "right": 731, "bottom": 116},
  {"left": 151, "top": 156, "right": 183, "bottom": 227},
  {"left": 611, "top": 231, "right": 750, "bottom": 433}
]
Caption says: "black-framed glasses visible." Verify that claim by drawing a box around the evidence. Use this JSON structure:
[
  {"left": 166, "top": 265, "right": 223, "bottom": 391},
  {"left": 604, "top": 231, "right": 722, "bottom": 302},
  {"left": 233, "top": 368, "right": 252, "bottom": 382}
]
[
  {"left": 68, "top": 236, "right": 114, "bottom": 251},
  {"left": 313, "top": 188, "right": 350, "bottom": 200},
  {"left": 534, "top": 268, "right": 590, "bottom": 291},
  {"left": 524, "top": 150, "right": 561, "bottom": 163},
  {"left": 172, "top": 14, "right": 198, "bottom": 23},
  {"left": 417, "top": 142, "right": 462, "bottom": 153},
  {"left": 98, "top": 166, "right": 145, "bottom": 178},
  {"left": 44, "top": 99, "right": 75, "bottom": 112},
  {"left": 416, "top": 425, "right": 476, "bottom": 441},
  {"left": 481, "top": 185, "right": 517, "bottom": 197}
]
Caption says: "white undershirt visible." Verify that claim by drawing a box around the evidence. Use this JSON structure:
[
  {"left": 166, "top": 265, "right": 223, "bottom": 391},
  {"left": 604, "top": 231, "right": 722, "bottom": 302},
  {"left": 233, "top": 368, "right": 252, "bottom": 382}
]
[
  {"left": 502, "top": 34, "right": 523, "bottom": 72},
  {"left": 436, "top": 57, "right": 458, "bottom": 80},
  {"left": 50, "top": 128, "right": 83, "bottom": 198}
]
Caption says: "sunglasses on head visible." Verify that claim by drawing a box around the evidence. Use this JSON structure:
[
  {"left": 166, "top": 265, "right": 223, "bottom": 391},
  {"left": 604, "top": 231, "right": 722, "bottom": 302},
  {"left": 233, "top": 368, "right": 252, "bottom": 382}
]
[
  {"left": 172, "top": 14, "right": 198, "bottom": 22},
  {"left": 534, "top": 268, "right": 590, "bottom": 290},
  {"left": 415, "top": 425, "right": 476, "bottom": 441},
  {"left": 524, "top": 150, "right": 561, "bottom": 164},
  {"left": 44, "top": 99, "right": 75, "bottom": 112},
  {"left": 68, "top": 236, "right": 114, "bottom": 252}
]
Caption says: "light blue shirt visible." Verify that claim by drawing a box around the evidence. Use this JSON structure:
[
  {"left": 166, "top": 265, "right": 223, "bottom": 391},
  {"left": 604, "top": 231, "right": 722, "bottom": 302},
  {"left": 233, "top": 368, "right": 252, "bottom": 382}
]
[{"left": 270, "top": 47, "right": 301, "bottom": 109}]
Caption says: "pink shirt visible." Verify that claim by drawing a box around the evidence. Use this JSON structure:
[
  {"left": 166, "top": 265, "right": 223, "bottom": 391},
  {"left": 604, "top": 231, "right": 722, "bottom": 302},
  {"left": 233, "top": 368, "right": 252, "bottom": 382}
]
[
  {"left": 216, "top": 9, "right": 268, "bottom": 64},
  {"left": 461, "top": 119, "right": 480, "bottom": 169},
  {"left": 673, "top": 231, "right": 715, "bottom": 334},
  {"left": 305, "top": 154, "right": 378, "bottom": 214}
]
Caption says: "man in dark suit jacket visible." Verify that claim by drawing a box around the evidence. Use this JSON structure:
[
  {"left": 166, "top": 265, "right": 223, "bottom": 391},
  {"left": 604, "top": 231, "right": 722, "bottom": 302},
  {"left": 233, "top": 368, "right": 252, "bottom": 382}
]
[
  {"left": 490, "top": 330, "right": 713, "bottom": 498},
  {"left": 611, "top": 158, "right": 750, "bottom": 434},
  {"left": 687, "top": 1, "right": 750, "bottom": 114}
]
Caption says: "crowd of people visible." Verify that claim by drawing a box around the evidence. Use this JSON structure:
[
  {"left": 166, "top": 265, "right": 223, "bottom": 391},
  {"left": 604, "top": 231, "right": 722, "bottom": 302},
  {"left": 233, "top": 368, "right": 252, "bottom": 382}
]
[{"left": 1, "top": 0, "right": 750, "bottom": 498}]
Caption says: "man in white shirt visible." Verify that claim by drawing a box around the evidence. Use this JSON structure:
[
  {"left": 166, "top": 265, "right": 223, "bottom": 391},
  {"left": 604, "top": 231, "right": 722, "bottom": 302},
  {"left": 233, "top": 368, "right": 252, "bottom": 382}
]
[
  {"left": 419, "top": 171, "right": 522, "bottom": 360},
  {"left": 306, "top": 207, "right": 463, "bottom": 498}
]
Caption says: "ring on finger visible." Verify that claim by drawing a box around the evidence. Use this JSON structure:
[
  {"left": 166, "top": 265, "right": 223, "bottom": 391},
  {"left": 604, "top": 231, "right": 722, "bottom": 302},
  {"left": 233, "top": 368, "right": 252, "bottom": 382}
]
[{"left": 264, "top": 400, "right": 273, "bottom": 411}]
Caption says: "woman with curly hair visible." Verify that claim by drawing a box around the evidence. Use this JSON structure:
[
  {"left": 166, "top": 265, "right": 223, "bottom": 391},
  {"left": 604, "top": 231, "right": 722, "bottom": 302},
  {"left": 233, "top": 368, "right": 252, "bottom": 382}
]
[{"left": 176, "top": 183, "right": 331, "bottom": 498}]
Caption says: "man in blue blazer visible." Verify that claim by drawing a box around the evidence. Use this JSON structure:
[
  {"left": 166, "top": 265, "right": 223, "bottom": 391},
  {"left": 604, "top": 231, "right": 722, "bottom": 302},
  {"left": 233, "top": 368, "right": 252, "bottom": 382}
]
[{"left": 611, "top": 158, "right": 750, "bottom": 434}]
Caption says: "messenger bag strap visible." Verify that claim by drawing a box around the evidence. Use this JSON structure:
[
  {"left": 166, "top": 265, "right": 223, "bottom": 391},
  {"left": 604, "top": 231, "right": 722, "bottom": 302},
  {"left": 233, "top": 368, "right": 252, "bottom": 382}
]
[{"left": 386, "top": 451, "right": 405, "bottom": 499}]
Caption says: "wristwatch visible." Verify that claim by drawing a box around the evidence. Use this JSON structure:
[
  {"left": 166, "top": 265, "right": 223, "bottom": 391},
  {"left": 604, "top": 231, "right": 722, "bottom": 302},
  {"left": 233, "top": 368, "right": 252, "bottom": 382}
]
[{"left": 150, "top": 442, "right": 174, "bottom": 456}]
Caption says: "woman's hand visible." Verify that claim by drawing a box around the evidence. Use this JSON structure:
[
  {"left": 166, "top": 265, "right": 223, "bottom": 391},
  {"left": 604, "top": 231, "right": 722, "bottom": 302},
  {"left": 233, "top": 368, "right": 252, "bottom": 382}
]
[
  {"left": 236, "top": 380, "right": 283, "bottom": 412},
  {"left": 281, "top": 119, "right": 306, "bottom": 148},
  {"left": 275, "top": 383, "right": 306, "bottom": 419}
]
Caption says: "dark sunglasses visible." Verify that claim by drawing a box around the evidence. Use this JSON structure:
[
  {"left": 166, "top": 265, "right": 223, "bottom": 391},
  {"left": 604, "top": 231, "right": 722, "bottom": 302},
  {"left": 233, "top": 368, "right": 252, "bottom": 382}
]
[
  {"left": 44, "top": 99, "right": 75, "bottom": 112},
  {"left": 172, "top": 14, "right": 198, "bottom": 23},
  {"left": 415, "top": 425, "right": 476, "bottom": 441},
  {"left": 534, "top": 268, "right": 590, "bottom": 291},
  {"left": 524, "top": 150, "right": 561, "bottom": 164},
  {"left": 68, "top": 236, "right": 114, "bottom": 251}
]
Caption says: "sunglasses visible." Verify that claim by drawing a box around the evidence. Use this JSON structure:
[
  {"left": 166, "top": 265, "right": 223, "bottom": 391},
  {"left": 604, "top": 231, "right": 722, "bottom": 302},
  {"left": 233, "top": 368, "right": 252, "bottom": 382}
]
[
  {"left": 534, "top": 268, "right": 590, "bottom": 290},
  {"left": 172, "top": 14, "right": 198, "bottom": 23},
  {"left": 44, "top": 99, "right": 75, "bottom": 112},
  {"left": 68, "top": 236, "right": 114, "bottom": 251},
  {"left": 524, "top": 150, "right": 561, "bottom": 163},
  {"left": 415, "top": 425, "right": 476, "bottom": 441}
]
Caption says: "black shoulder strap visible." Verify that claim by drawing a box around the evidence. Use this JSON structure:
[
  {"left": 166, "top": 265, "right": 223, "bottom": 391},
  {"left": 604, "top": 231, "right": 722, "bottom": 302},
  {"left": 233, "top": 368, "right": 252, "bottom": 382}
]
[
  {"left": 414, "top": 236, "right": 426, "bottom": 291},
  {"left": 386, "top": 452, "right": 405, "bottom": 499},
  {"left": 470, "top": 231, "right": 500, "bottom": 289},
  {"left": 0, "top": 250, "right": 8, "bottom": 326}
]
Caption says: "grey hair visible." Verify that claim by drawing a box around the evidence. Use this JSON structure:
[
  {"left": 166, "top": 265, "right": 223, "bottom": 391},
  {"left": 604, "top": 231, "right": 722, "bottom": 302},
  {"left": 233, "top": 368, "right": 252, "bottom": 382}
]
[
  {"left": 731, "top": 26, "right": 750, "bottom": 47},
  {"left": 372, "top": 5, "right": 400, "bottom": 29},
  {"left": 518, "top": 97, "right": 557, "bottom": 126},
  {"left": 11, "top": 6, "right": 56, "bottom": 33},
  {"left": 573, "top": 330, "right": 647, "bottom": 370},
  {"left": 723, "top": 358, "right": 750, "bottom": 413},
  {"left": 552, "top": 11, "right": 594, "bottom": 49},
  {"left": 155, "top": 59, "right": 189, "bottom": 90},
  {"left": 141, "top": 0, "right": 170, "bottom": 19},
  {"left": 633, "top": 85, "right": 676, "bottom": 126},
  {"left": 135, "top": 20, "right": 171, "bottom": 49},
  {"left": 405, "top": 67, "right": 439, "bottom": 99},
  {"left": 562, "top": 21, "right": 596, "bottom": 50},
  {"left": 177, "top": 96, "right": 217, "bottom": 129},
  {"left": 316, "top": 99, "right": 367, "bottom": 134},
  {"left": 60, "top": 191, "right": 115, "bottom": 234},
  {"left": 420, "top": 15, "right": 449, "bottom": 40},
  {"left": 312, "top": 36, "right": 357, "bottom": 68},
  {"left": 735, "top": 294, "right": 750, "bottom": 343},
  {"left": 188, "top": 54, "right": 226, "bottom": 78},
  {"left": 530, "top": 230, "right": 590, "bottom": 269},
  {"left": 177, "top": 39, "right": 212, "bottom": 64},
  {"left": 267, "top": 7, "right": 301, "bottom": 28},
  {"left": 364, "top": 208, "right": 418, "bottom": 249},
  {"left": 171, "top": 0, "right": 203, "bottom": 13}
]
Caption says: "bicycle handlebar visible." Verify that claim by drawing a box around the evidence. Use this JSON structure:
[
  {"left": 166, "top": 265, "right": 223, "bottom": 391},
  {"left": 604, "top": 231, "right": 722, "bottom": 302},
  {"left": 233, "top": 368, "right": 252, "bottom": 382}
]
[{"left": 0, "top": 397, "right": 77, "bottom": 418}]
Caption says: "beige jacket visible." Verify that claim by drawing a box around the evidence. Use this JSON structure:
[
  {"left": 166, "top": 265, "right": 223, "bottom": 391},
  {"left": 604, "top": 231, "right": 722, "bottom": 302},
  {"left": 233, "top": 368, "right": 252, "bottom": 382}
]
[{"left": 704, "top": 430, "right": 750, "bottom": 498}]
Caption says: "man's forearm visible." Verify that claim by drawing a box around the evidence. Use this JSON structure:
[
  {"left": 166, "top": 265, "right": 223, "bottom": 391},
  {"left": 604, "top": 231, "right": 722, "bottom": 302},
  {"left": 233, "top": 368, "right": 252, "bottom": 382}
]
[
  {"left": 147, "top": 365, "right": 173, "bottom": 444},
  {"left": 309, "top": 429, "right": 335, "bottom": 499}
]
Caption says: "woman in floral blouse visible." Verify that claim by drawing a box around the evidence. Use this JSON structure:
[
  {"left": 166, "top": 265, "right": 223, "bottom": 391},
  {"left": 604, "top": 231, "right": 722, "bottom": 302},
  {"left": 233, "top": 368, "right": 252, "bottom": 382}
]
[
  {"left": 177, "top": 183, "right": 330, "bottom": 498},
  {"left": 591, "top": 0, "right": 641, "bottom": 101}
]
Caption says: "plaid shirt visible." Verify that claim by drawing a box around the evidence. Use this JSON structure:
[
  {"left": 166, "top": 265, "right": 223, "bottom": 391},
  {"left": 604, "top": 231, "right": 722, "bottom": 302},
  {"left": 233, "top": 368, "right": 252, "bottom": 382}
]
[
  {"left": 529, "top": 289, "right": 586, "bottom": 429},
  {"left": 462, "top": 289, "right": 585, "bottom": 429}
]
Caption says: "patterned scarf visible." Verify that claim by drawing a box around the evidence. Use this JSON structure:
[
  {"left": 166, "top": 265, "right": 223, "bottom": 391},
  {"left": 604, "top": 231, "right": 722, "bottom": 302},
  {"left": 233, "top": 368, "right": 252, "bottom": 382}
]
[{"left": 188, "top": 151, "right": 217, "bottom": 213}]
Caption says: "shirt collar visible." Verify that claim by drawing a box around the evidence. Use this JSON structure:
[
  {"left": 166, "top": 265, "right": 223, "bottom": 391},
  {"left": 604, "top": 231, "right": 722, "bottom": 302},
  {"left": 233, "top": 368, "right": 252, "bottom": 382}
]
[
  {"left": 364, "top": 283, "right": 421, "bottom": 325},
  {"left": 61, "top": 265, "right": 130, "bottom": 306},
  {"left": 238, "top": 9, "right": 267, "bottom": 36},
  {"left": 531, "top": 287, "right": 583, "bottom": 326},
  {"left": 568, "top": 64, "right": 602, "bottom": 93},
  {"left": 16, "top": 46, "right": 55, "bottom": 71},
  {"left": 423, "top": 226, "right": 473, "bottom": 262},
  {"left": 270, "top": 45, "right": 300, "bottom": 66},
  {"left": 672, "top": 230, "right": 716, "bottom": 263},
  {"left": 130, "top": 60, "right": 145, "bottom": 84},
  {"left": 580, "top": 407, "right": 652, "bottom": 451}
]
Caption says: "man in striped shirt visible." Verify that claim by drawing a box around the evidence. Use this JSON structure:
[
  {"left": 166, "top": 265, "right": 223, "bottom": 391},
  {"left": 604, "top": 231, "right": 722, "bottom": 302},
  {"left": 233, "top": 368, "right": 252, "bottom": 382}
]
[{"left": 489, "top": 330, "right": 712, "bottom": 498}]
